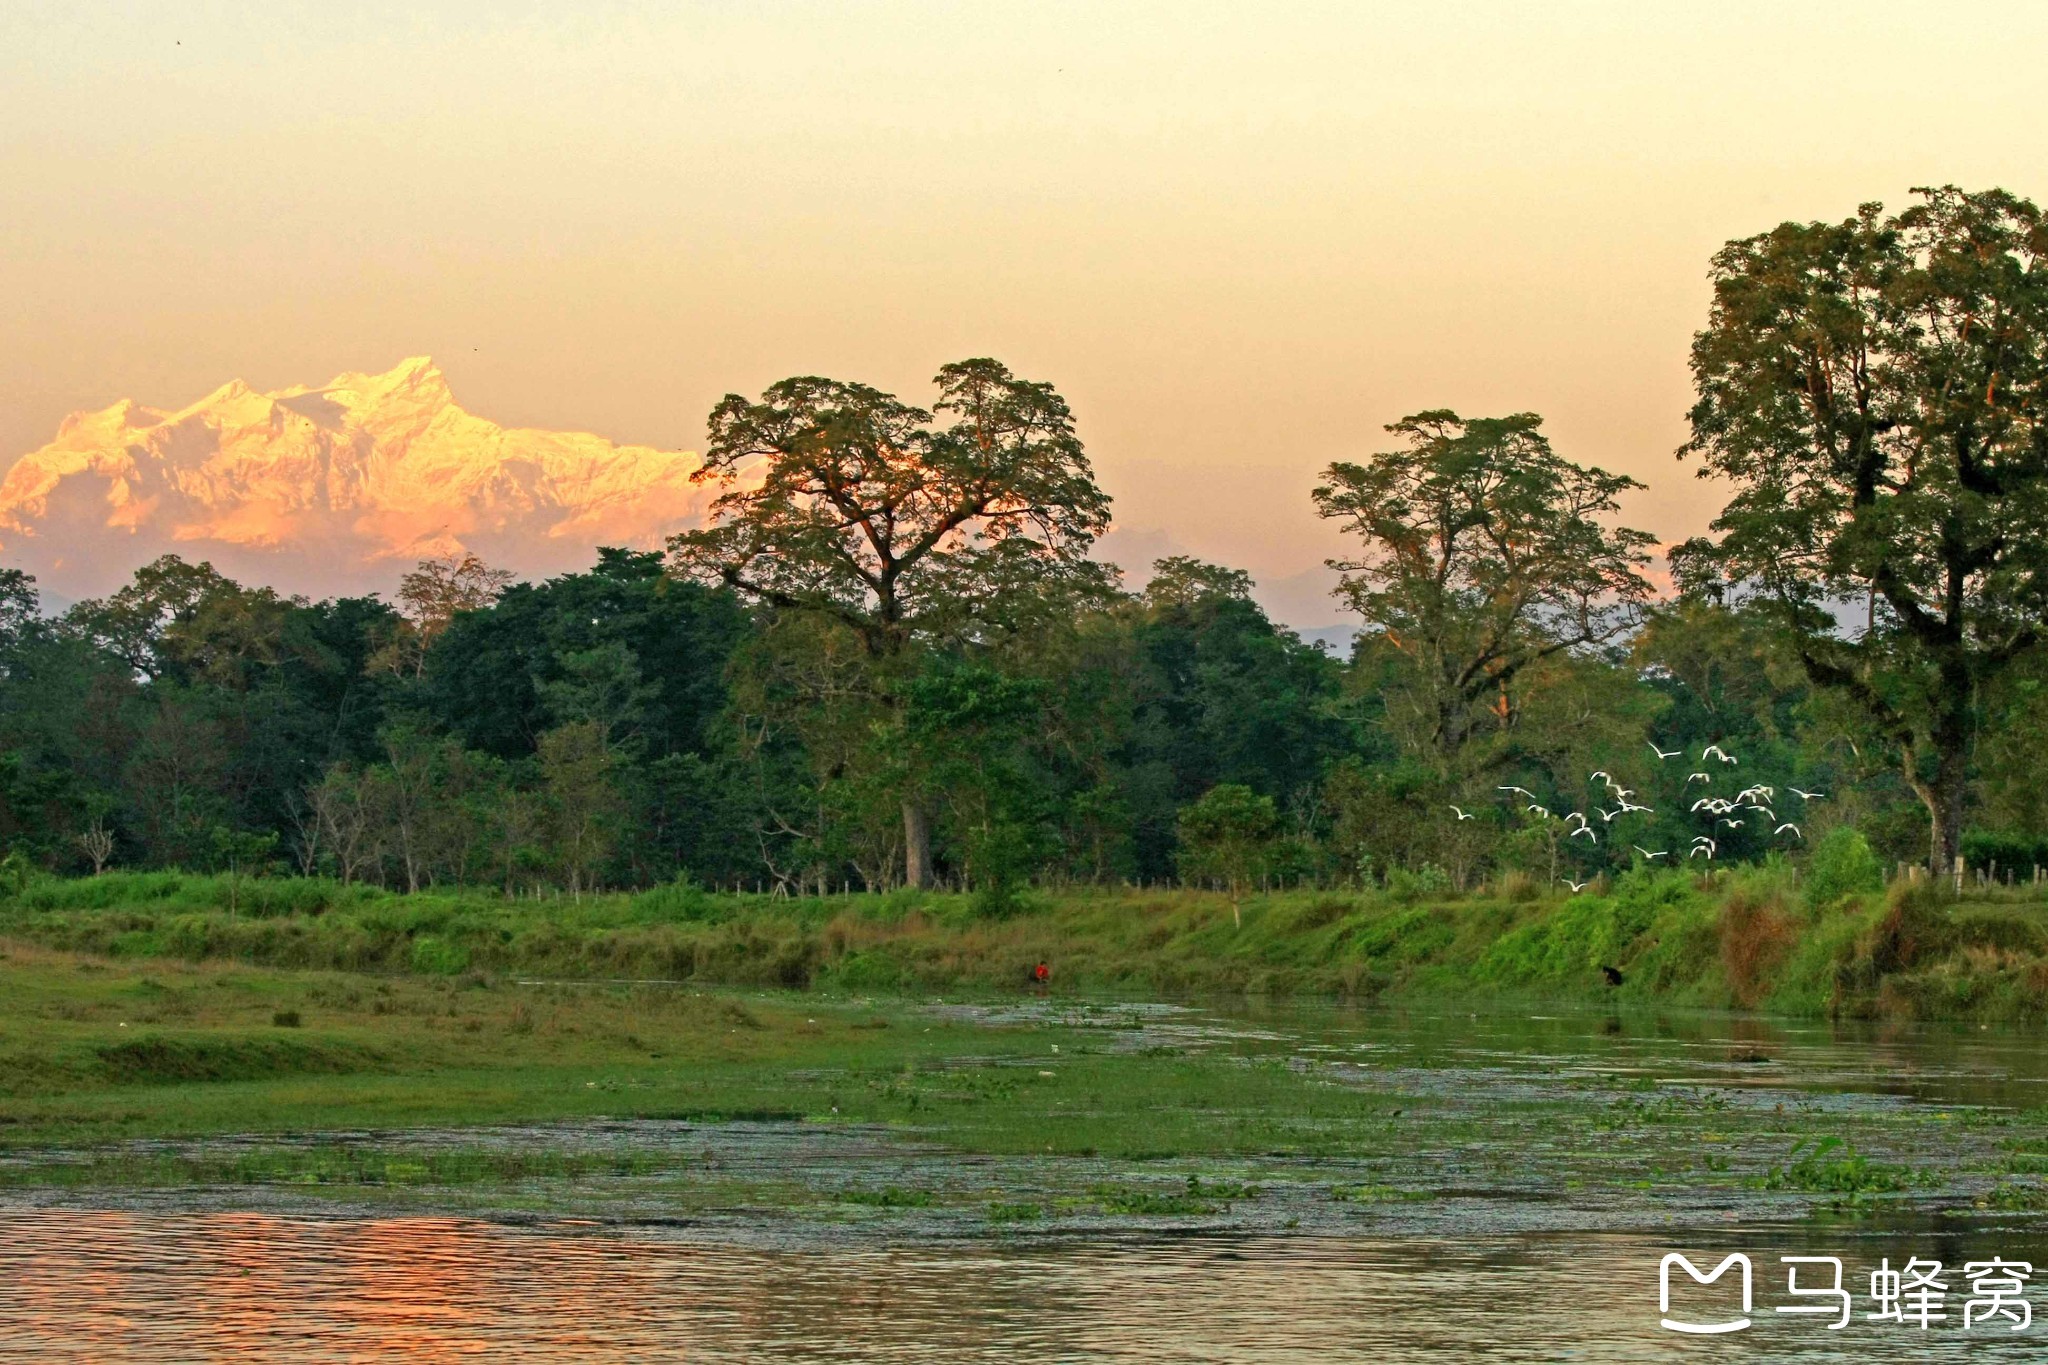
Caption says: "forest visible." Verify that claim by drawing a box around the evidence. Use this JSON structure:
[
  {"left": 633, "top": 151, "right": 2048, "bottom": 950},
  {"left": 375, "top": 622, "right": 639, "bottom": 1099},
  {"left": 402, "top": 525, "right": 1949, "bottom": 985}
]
[{"left": 3, "top": 186, "right": 2046, "bottom": 902}]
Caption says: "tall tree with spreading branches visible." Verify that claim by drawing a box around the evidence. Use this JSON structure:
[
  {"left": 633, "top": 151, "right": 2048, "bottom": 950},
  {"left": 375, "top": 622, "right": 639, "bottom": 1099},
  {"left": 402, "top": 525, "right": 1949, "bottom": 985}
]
[
  {"left": 669, "top": 359, "right": 1114, "bottom": 887},
  {"left": 1313, "top": 411, "right": 1656, "bottom": 772},
  {"left": 1674, "top": 186, "right": 2048, "bottom": 869}
]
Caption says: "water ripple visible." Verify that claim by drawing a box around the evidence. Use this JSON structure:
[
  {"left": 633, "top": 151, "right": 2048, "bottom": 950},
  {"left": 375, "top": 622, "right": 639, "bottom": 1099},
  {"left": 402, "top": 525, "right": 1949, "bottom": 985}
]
[{"left": 1, "top": 1211, "right": 2030, "bottom": 1362}]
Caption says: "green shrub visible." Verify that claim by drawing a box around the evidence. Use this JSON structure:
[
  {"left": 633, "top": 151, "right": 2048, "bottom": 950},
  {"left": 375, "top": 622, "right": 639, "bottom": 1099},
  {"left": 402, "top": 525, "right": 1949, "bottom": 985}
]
[
  {"left": 1609, "top": 868, "right": 1698, "bottom": 937},
  {"left": 1962, "top": 832, "right": 2048, "bottom": 878},
  {"left": 409, "top": 936, "right": 472, "bottom": 976},
  {"left": 1836, "top": 881, "right": 1955, "bottom": 1003},
  {"left": 631, "top": 877, "right": 726, "bottom": 924},
  {"left": 1385, "top": 864, "right": 1453, "bottom": 903},
  {"left": 1804, "top": 827, "right": 1883, "bottom": 908}
]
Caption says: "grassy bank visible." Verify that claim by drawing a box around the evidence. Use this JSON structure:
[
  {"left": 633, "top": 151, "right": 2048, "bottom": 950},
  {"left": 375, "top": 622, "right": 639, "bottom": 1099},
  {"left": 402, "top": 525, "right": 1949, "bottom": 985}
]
[
  {"left": 0, "top": 939, "right": 1411, "bottom": 1155},
  {"left": 4, "top": 868, "right": 2048, "bottom": 1019},
  {"left": 6, "top": 940, "right": 2048, "bottom": 1232},
  {"left": 6, "top": 871, "right": 2048, "bottom": 1228}
]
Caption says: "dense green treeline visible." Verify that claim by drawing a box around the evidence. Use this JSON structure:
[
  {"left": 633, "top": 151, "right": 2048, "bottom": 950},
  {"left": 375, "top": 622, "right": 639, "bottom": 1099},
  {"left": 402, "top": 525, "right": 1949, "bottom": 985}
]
[
  {"left": 0, "top": 546, "right": 1366, "bottom": 892},
  {"left": 1, "top": 537, "right": 2042, "bottom": 896}
]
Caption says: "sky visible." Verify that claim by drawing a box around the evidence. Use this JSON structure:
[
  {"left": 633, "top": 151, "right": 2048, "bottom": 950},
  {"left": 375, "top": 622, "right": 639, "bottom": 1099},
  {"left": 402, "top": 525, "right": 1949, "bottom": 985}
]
[{"left": 5, "top": 1, "right": 2047, "bottom": 625}]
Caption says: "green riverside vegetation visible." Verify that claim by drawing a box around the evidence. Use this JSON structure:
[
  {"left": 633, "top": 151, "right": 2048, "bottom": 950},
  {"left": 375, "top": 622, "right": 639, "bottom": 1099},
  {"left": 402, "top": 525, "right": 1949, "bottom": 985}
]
[
  {"left": 8, "top": 867, "right": 2048, "bottom": 1225},
  {"left": 5, "top": 865, "right": 2047, "bottom": 1021}
]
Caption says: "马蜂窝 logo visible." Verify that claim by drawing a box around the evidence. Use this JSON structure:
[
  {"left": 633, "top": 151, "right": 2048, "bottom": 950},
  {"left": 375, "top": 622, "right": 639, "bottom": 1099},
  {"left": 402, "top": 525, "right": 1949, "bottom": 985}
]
[{"left": 1660, "top": 1253, "right": 1752, "bottom": 1334}]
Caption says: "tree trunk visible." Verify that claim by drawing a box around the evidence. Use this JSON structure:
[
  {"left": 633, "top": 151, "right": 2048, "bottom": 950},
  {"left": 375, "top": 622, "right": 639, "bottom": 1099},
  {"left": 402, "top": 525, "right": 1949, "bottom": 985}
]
[
  {"left": 1928, "top": 763, "right": 1966, "bottom": 877},
  {"left": 902, "top": 800, "right": 931, "bottom": 889},
  {"left": 1904, "top": 740, "right": 1967, "bottom": 874}
]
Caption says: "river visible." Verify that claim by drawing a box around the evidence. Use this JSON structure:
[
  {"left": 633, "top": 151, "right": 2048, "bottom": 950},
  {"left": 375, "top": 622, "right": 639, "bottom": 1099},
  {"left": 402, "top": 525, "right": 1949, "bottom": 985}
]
[{"left": 6, "top": 999, "right": 2048, "bottom": 1360}]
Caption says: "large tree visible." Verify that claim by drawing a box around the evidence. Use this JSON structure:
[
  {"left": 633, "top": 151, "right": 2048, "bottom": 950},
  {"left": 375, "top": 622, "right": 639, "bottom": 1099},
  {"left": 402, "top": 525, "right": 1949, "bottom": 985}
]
[
  {"left": 1675, "top": 186, "right": 2048, "bottom": 869},
  {"left": 669, "top": 359, "right": 1114, "bottom": 887},
  {"left": 1313, "top": 411, "right": 1655, "bottom": 772}
]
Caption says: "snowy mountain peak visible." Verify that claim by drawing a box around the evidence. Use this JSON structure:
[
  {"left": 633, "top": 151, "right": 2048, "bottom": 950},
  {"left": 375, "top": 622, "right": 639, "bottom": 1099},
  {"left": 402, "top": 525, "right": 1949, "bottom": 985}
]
[{"left": 0, "top": 360, "right": 714, "bottom": 600}]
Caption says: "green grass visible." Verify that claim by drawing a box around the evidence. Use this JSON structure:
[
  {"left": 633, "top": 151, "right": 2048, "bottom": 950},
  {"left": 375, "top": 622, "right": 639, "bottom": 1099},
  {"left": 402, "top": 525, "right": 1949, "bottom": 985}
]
[
  {"left": 6, "top": 867, "right": 2048, "bottom": 1019},
  {"left": 0, "top": 940, "right": 1421, "bottom": 1158}
]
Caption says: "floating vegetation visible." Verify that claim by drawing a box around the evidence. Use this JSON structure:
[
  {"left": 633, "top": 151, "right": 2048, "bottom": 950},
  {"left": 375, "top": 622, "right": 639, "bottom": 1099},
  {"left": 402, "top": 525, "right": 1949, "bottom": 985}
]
[
  {"left": 985, "top": 1201, "right": 1044, "bottom": 1222},
  {"left": 837, "top": 1186, "right": 940, "bottom": 1208},
  {"left": 0, "top": 1146, "right": 672, "bottom": 1190},
  {"left": 1757, "top": 1136, "right": 1920, "bottom": 1196},
  {"left": 1329, "top": 1184, "right": 1434, "bottom": 1204},
  {"left": 1983, "top": 1180, "right": 2048, "bottom": 1212}
]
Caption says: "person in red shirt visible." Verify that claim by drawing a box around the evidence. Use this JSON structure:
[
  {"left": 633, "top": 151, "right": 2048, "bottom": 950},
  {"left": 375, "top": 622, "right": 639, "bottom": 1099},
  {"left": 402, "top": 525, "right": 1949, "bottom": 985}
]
[{"left": 1032, "top": 960, "right": 1050, "bottom": 986}]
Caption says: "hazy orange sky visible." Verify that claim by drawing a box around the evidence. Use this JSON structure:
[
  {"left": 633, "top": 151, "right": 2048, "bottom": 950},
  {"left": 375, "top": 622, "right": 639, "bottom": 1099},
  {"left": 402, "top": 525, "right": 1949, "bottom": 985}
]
[{"left": 6, "top": 2, "right": 2046, "bottom": 622}]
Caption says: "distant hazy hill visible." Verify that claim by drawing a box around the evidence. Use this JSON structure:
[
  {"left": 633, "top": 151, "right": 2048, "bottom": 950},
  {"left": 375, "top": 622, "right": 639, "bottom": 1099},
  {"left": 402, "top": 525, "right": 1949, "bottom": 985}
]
[{"left": 0, "top": 357, "right": 714, "bottom": 600}]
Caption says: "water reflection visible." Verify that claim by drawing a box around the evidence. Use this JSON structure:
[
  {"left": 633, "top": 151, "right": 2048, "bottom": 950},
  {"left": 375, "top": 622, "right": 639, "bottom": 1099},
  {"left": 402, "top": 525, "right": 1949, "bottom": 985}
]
[{"left": 3, "top": 1211, "right": 2042, "bottom": 1362}]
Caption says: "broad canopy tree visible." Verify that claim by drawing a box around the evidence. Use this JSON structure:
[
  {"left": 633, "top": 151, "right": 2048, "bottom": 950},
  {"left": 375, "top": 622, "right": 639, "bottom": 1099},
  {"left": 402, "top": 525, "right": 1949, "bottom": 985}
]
[
  {"left": 1674, "top": 187, "right": 2048, "bottom": 869},
  {"left": 669, "top": 359, "right": 1114, "bottom": 887},
  {"left": 1313, "top": 411, "right": 1656, "bottom": 776}
]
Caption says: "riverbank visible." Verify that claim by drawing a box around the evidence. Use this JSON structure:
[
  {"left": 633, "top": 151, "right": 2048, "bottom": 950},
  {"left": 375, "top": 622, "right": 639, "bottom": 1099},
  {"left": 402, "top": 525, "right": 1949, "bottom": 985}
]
[{"left": 4, "top": 867, "right": 2048, "bottom": 1019}]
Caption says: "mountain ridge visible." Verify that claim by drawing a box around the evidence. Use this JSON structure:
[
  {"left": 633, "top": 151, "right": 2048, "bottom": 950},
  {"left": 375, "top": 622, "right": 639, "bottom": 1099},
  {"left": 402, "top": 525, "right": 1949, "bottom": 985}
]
[{"left": 0, "top": 358, "right": 714, "bottom": 600}]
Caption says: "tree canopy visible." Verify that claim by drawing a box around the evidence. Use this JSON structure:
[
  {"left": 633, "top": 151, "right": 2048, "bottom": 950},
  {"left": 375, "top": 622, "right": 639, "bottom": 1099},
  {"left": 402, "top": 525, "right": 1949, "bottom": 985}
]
[
  {"left": 670, "top": 359, "right": 1115, "bottom": 653},
  {"left": 1674, "top": 185, "right": 2048, "bottom": 866},
  {"left": 669, "top": 359, "right": 1117, "bottom": 885},
  {"left": 1313, "top": 410, "right": 1656, "bottom": 769}
]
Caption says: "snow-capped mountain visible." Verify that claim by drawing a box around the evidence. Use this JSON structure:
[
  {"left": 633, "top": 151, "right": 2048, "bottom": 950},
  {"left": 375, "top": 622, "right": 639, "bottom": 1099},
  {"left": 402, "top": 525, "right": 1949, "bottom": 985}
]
[{"left": 0, "top": 357, "right": 714, "bottom": 599}]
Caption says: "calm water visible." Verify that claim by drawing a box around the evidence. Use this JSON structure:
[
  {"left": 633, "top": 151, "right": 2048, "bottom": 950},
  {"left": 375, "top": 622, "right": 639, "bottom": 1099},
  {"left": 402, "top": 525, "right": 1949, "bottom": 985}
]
[
  {"left": 4, "top": 1212, "right": 2045, "bottom": 1361},
  {"left": 8, "top": 1001, "right": 2048, "bottom": 1360}
]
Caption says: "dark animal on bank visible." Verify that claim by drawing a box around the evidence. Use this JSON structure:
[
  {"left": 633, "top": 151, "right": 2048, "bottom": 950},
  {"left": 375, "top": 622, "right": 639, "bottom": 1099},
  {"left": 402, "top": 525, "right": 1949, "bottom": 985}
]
[{"left": 1600, "top": 965, "right": 1624, "bottom": 987}]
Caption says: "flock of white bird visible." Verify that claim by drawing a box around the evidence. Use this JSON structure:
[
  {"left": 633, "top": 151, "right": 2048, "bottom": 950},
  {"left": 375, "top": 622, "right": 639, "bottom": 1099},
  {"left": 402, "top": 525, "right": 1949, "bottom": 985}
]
[{"left": 1450, "top": 739, "right": 1828, "bottom": 892}]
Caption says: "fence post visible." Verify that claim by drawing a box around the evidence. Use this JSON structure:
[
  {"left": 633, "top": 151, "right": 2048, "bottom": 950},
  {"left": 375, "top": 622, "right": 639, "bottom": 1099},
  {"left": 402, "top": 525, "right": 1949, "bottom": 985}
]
[{"left": 1953, "top": 854, "right": 1965, "bottom": 896}]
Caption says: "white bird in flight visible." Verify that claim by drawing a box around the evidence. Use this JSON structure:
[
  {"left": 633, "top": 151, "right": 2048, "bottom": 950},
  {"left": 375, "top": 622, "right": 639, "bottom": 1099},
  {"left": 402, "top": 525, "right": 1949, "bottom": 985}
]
[
  {"left": 1527, "top": 804, "right": 1552, "bottom": 819},
  {"left": 1685, "top": 772, "right": 1711, "bottom": 786},
  {"left": 1499, "top": 786, "right": 1535, "bottom": 799},
  {"left": 1618, "top": 800, "right": 1654, "bottom": 814},
  {"left": 1788, "top": 788, "right": 1827, "bottom": 801},
  {"left": 1648, "top": 741, "right": 1681, "bottom": 760},
  {"left": 1702, "top": 744, "right": 1737, "bottom": 765},
  {"left": 1589, "top": 770, "right": 1611, "bottom": 785},
  {"left": 1633, "top": 846, "right": 1667, "bottom": 859},
  {"left": 1689, "top": 846, "right": 1715, "bottom": 860},
  {"left": 1565, "top": 878, "right": 1589, "bottom": 892},
  {"left": 1569, "top": 826, "right": 1597, "bottom": 842},
  {"left": 1776, "top": 823, "right": 1803, "bottom": 839},
  {"left": 1449, "top": 805, "right": 1475, "bottom": 821}
]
